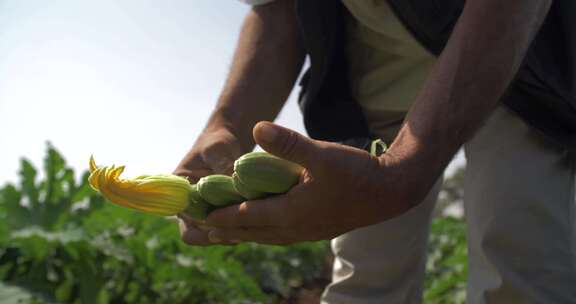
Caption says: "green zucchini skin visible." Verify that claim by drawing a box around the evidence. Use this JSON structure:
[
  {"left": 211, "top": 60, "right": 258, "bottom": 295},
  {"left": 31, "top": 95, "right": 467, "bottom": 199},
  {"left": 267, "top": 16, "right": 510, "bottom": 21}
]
[
  {"left": 232, "top": 173, "right": 268, "bottom": 200},
  {"left": 181, "top": 184, "right": 213, "bottom": 220},
  {"left": 234, "top": 152, "right": 302, "bottom": 194},
  {"left": 197, "top": 175, "right": 246, "bottom": 207}
]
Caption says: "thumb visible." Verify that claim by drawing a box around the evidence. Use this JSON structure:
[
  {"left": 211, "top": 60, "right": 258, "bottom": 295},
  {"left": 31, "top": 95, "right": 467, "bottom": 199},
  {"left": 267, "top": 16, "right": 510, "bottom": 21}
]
[{"left": 253, "top": 121, "right": 319, "bottom": 169}]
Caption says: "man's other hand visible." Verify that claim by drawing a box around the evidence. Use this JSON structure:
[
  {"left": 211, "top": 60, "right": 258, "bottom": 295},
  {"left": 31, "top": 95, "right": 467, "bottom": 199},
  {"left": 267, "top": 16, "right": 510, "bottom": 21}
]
[{"left": 181, "top": 122, "right": 425, "bottom": 245}]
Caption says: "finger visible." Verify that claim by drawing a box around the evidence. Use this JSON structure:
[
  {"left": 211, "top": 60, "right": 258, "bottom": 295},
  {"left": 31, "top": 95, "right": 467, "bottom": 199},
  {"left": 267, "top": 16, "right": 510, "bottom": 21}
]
[
  {"left": 179, "top": 221, "right": 238, "bottom": 246},
  {"left": 179, "top": 220, "right": 212, "bottom": 246},
  {"left": 253, "top": 121, "right": 320, "bottom": 171},
  {"left": 201, "top": 144, "right": 237, "bottom": 175},
  {"left": 179, "top": 221, "right": 239, "bottom": 246},
  {"left": 180, "top": 217, "right": 214, "bottom": 232},
  {"left": 178, "top": 213, "right": 218, "bottom": 232},
  {"left": 210, "top": 227, "right": 298, "bottom": 245},
  {"left": 173, "top": 167, "right": 213, "bottom": 184},
  {"left": 205, "top": 195, "right": 288, "bottom": 228},
  {"left": 177, "top": 212, "right": 207, "bottom": 227},
  {"left": 204, "top": 155, "right": 235, "bottom": 175}
]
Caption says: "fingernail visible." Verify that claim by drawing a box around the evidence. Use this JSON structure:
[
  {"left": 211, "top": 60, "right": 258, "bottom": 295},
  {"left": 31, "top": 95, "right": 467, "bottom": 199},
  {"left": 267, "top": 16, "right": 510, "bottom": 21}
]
[
  {"left": 208, "top": 231, "right": 221, "bottom": 243},
  {"left": 257, "top": 123, "right": 277, "bottom": 143},
  {"left": 197, "top": 224, "right": 215, "bottom": 232}
]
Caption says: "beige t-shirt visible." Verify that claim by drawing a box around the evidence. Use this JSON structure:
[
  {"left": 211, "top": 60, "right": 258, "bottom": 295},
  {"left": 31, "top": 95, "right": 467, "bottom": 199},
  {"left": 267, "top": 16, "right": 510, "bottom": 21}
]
[
  {"left": 342, "top": 0, "right": 436, "bottom": 141},
  {"left": 241, "top": 0, "right": 436, "bottom": 141}
]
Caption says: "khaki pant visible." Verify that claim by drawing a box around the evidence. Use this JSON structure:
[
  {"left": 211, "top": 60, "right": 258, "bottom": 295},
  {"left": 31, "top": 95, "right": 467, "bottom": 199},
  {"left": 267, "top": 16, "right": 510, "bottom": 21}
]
[{"left": 322, "top": 107, "right": 576, "bottom": 303}]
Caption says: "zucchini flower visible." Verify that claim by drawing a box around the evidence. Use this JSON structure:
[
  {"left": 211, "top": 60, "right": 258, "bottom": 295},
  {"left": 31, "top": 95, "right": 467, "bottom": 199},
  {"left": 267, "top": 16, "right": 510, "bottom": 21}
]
[{"left": 88, "top": 156, "right": 193, "bottom": 216}]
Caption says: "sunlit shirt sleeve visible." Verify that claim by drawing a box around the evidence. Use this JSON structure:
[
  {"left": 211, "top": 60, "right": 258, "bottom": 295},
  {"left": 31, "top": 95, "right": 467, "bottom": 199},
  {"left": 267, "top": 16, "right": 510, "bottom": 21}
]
[{"left": 238, "top": 0, "right": 277, "bottom": 5}]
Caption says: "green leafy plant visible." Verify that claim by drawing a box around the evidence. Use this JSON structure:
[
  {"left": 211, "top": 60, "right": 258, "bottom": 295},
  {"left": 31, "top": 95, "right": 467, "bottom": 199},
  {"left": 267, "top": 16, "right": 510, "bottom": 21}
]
[
  {"left": 424, "top": 217, "right": 467, "bottom": 302},
  {"left": 0, "top": 144, "right": 329, "bottom": 304}
]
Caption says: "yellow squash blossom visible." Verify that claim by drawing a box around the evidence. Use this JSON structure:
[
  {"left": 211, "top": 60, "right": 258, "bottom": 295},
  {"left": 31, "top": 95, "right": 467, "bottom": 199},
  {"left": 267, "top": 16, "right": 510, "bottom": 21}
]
[{"left": 88, "top": 156, "right": 191, "bottom": 216}]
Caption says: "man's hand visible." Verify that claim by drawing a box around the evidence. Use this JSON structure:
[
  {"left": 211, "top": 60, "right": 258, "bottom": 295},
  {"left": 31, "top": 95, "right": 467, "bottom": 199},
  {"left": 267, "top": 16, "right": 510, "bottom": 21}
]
[
  {"left": 174, "top": 127, "right": 244, "bottom": 182},
  {"left": 174, "top": 127, "right": 247, "bottom": 246},
  {"left": 179, "top": 122, "right": 430, "bottom": 245}
]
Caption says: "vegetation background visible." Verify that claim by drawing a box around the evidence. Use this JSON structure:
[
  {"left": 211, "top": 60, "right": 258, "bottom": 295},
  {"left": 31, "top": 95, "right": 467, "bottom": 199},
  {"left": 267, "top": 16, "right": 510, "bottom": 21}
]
[{"left": 0, "top": 145, "right": 467, "bottom": 304}]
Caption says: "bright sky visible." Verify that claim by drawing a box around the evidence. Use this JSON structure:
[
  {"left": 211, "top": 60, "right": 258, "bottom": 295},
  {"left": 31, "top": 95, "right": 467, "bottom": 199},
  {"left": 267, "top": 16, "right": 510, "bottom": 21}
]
[
  {"left": 0, "top": 0, "right": 307, "bottom": 185},
  {"left": 0, "top": 0, "right": 464, "bottom": 186}
]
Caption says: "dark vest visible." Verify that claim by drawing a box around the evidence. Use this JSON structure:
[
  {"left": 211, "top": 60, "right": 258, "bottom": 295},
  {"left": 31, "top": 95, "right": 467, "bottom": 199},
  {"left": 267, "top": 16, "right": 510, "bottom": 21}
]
[{"left": 295, "top": 0, "right": 576, "bottom": 150}]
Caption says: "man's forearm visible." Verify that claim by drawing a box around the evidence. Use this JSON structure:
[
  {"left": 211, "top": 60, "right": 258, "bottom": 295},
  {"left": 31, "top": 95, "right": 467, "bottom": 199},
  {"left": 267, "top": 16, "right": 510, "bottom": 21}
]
[
  {"left": 205, "top": 0, "right": 305, "bottom": 151},
  {"left": 386, "top": 0, "right": 552, "bottom": 200}
]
